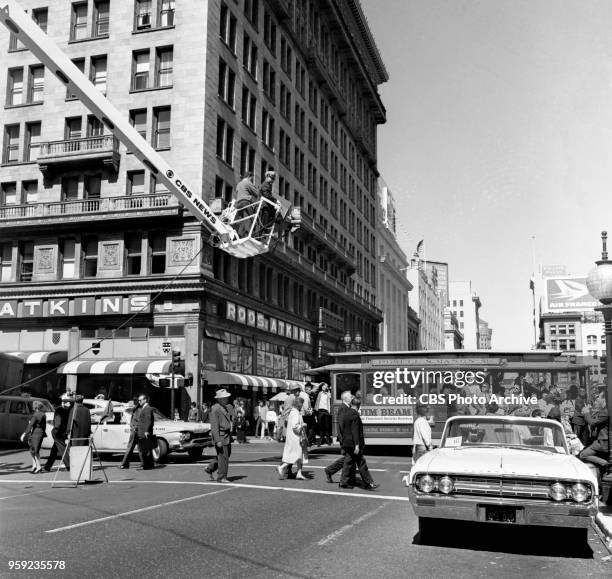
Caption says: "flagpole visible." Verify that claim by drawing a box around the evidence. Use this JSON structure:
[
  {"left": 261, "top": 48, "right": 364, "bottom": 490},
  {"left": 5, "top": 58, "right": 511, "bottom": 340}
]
[{"left": 531, "top": 236, "right": 538, "bottom": 348}]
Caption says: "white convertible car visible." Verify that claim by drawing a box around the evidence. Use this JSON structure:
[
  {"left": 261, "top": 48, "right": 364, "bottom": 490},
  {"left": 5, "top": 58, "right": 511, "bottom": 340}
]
[
  {"left": 42, "top": 399, "right": 212, "bottom": 462},
  {"left": 406, "top": 415, "right": 598, "bottom": 541}
]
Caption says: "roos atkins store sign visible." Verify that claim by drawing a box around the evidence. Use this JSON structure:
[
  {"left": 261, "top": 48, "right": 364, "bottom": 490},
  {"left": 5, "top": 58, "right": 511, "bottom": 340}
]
[{"left": 0, "top": 295, "right": 151, "bottom": 318}]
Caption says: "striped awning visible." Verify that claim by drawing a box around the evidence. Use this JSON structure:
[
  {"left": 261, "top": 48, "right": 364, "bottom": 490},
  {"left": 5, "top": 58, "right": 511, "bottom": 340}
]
[
  {"left": 57, "top": 359, "right": 173, "bottom": 375},
  {"left": 204, "top": 371, "right": 305, "bottom": 392},
  {"left": 4, "top": 351, "right": 68, "bottom": 365}
]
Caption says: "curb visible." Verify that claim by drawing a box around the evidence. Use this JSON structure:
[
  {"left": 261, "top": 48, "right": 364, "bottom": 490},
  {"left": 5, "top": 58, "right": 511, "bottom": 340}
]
[{"left": 595, "top": 512, "right": 612, "bottom": 551}]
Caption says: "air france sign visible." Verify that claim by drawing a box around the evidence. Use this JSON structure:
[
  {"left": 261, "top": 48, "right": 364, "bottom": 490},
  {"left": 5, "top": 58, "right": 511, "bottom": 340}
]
[
  {"left": 0, "top": 295, "right": 150, "bottom": 318},
  {"left": 546, "top": 277, "right": 598, "bottom": 311}
]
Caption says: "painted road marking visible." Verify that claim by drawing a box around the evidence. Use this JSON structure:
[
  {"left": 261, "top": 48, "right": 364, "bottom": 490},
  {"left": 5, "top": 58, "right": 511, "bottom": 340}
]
[
  {"left": 0, "top": 488, "right": 56, "bottom": 500},
  {"left": 317, "top": 503, "right": 389, "bottom": 546},
  {"left": 0, "top": 479, "right": 411, "bottom": 502},
  {"left": 45, "top": 486, "right": 235, "bottom": 534}
]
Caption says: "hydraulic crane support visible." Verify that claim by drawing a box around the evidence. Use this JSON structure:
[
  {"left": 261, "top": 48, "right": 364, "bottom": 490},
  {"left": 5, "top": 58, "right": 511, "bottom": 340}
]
[{"left": 0, "top": 0, "right": 238, "bottom": 247}]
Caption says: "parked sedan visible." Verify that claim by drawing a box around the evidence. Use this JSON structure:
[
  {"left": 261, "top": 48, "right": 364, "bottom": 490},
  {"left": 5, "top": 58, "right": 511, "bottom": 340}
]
[
  {"left": 42, "top": 399, "right": 212, "bottom": 462},
  {"left": 405, "top": 415, "right": 598, "bottom": 542}
]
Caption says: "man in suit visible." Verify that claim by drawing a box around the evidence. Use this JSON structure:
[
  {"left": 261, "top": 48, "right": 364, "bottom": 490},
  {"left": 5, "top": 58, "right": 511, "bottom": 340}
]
[
  {"left": 67, "top": 394, "right": 91, "bottom": 447},
  {"left": 205, "top": 389, "right": 235, "bottom": 483},
  {"left": 43, "top": 393, "right": 73, "bottom": 472},
  {"left": 119, "top": 398, "right": 141, "bottom": 469},
  {"left": 350, "top": 396, "right": 379, "bottom": 490},
  {"left": 324, "top": 390, "right": 353, "bottom": 487},
  {"left": 136, "top": 394, "right": 155, "bottom": 470}
]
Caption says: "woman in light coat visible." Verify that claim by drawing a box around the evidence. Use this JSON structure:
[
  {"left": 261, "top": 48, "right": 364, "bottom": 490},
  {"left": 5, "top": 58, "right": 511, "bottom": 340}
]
[{"left": 277, "top": 397, "right": 306, "bottom": 480}]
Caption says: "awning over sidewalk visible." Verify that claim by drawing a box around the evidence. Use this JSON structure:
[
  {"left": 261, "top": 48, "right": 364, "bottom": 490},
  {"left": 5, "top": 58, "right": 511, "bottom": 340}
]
[
  {"left": 4, "top": 351, "right": 68, "bottom": 364},
  {"left": 204, "top": 371, "right": 305, "bottom": 392},
  {"left": 57, "top": 359, "right": 173, "bottom": 374}
]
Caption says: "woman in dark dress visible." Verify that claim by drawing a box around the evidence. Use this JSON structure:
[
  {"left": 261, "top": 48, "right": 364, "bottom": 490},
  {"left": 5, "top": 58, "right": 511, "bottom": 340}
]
[{"left": 21, "top": 401, "right": 47, "bottom": 473}]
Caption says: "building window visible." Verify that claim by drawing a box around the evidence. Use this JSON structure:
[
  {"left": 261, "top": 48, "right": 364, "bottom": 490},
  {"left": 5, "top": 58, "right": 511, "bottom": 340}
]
[
  {"left": 263, "top": 11, "right": 276, "bottom": 55},
  {"left": 28, "top": 66, "right": 44, "bottom": 103},
  {"left": 7, "top": 68, "right": 23, "bottom": 106},
  {"left": 243, "top": 34, "right": 258, "bottom": 78},
  {"left": 22, "top": 180, "right": 38, "bottom": 204},
  {"left": 0, "top": 243, "right": 12, "bottom": 282},
  {"left": 159, "top": 0, "right": 175, "bottom": 27},
  {"left": 130, "top": 109, "right": 147, "bottom": 140},
  {"left": 150, "top": 233, "right": 166, "bottom": 274},
  {"left": 219, "top": 3, "right": 237, "bottom": 51},
  {"left": 216, "top": 117, "right": 234, "bottom": 164},
  {"left": 132, "top": 50, "right": 150, "bottom": 90},
  {"left": 239, "top": 140, "right": 255, "bottom": 176},
  {"left": 19, "top": 241, "right": 34, "bottom": 282},
  {"left": 244, "top": 0, "right": 259, "bottom": 27},
  {"left": 125, "top": 234, "right": 142, "bottom": 276},
  {"left": 587, "top": 334, "right": 596, "bottom": 345},
  {"left": 214, "top": 176, "right": 233, "bottom": 204},
  {"left": 90, "top": 56, "right": 107, "bottom": 93},
  {"left": 82, "top": 237, "right": 98, "bottom": 277},
  {"left": 1, "top": 182, "right": 17, "bottom": 205},
  {"left": 67, "top": 59, "right": 85, "bottom": 100},
  {"left": 62, "top": 177, "right": 79, "bottom": 201},
  {"left": 85, "top": 175, "right": 101, "bottom": 199},
  {"left": 261, "top": 109, "right": 274, "bottom": 149},
  {"left": 65, "top": 117, "right": 82, "bottom": 140},
  {"left": 262, "top": 60, "right": 276, "bottom": 103},
  {"left": 71, "top": 2, "right": 89, "bottom": 41},
  {"left": 241, "top": 86, "right": 256, "bottom": 130},
  {"left": 135, "top": 0, "right": 152, "bottom": 29},
  {"left": 153, "top": 107, "right": 171, "bottom": 149},
  {"left": 3, "top": 125, "right": 20, "bottom": 164},
  {"left": 127, "top": 171, "right": 145, "bottom": 195},
  {"left": 94, "top": 0, "right": 110, "bottom": 36},
  {"left": 155, "top": 46, "right": 173, "bottom": 87},
  {"left": 25, "top": 122, "right": 41, "bottom": 162},
  {"left": 87, "top": 115, "right": 104, "bottom": 137},
  {"left": 32, "top": 7, "right": 48, "bottom": 33},
  {"left": 218, "top": 59, "right": 236, "bottom": 107},
  {"left": 60, "top": 239, "right": 76, "bottom": 279}
]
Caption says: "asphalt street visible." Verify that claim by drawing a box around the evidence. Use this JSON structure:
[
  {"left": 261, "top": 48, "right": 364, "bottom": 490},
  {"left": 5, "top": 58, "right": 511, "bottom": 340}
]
[{"left": 1, "top": 442, "right": 611, "bottom": 579}]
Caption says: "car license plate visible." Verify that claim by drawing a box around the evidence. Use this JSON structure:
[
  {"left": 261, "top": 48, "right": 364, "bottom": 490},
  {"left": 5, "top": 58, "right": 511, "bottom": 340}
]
[{"left": 485, "top": 506, "right": 516, "bottom": 523}]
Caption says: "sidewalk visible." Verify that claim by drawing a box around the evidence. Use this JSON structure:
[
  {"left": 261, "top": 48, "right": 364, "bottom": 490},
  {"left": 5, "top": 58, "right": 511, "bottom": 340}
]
[{"left": 595, "top": 504, "right": 612, "bottom": 550}]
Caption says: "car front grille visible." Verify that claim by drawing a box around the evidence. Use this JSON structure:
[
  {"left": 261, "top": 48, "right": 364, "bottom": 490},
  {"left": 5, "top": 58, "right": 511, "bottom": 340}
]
[{"left": 453, "top": 477, "right": 552, "bottom": 500}]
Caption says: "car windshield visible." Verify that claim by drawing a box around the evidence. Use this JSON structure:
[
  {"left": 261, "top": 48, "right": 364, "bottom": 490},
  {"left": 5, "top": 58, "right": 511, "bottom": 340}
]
[
  {"left": 153, "top": 409, "right": 168, "bottom": 421},
  {"left": 442, "top": 418, "right": 568, "bottom": 454}
]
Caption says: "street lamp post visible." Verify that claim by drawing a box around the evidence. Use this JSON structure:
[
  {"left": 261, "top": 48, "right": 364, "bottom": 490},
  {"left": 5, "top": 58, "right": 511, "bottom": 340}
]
[{"left": 586, "top": 231, "right": 612, "bottom": 499}]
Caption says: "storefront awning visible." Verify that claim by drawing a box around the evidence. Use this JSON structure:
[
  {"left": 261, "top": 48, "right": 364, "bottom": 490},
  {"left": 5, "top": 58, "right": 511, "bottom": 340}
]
[
  {"left": 4, "top": 351, "right": 68, "bottom": 364},
  {"left": 204, "top": 371, "right": 305, "bottom": 391},
  {"left": 57, "top": 359, "right": 173, "bottom": 374}
]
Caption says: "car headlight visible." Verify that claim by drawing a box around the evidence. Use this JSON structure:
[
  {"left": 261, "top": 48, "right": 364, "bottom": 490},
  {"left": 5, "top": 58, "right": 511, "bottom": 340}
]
[
  {"left": 549, "top": 482, "right": 567, "bottom": 501},
  {"left": 438, "top": 475, "right": 454, "bottom": 494},
  {"left": 179, "top": 432, "right": 191, "bottom": 442},
  {"left": 571, "top": 483, "right": 589, "bottom": 503},
  {"left": 418, "top": 474, "right": 435, "bottom": 493}
]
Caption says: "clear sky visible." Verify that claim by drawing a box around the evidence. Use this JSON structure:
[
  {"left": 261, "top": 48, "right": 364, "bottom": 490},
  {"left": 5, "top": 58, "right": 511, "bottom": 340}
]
[{"left": 360, "top": 0, "right": 612, "bottom": 349}]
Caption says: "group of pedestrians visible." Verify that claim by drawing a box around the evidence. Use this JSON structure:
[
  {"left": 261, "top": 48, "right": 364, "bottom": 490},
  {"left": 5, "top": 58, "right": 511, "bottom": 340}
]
[{"left": 22, "top": 392, "right": 92, "bottom": 474}]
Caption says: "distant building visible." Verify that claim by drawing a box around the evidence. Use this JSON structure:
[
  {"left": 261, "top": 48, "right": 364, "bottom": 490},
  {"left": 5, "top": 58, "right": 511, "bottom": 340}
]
[
  {"left": 426, "top": 261, "right": 449, "bottom": 308},
  {"left": 407, "top": 265, "right": 444, "bottom": 350},
  {"left": 376, "top": 182, "right": 413, "bottom": 350},
  {"left": 444, "top": 309, "right": 463, "bottom": 350},
  {"left": 478, "top": 319, "right": 492, "bottom": 349},
  {"left": 448, "top": 281, "right": 482, "bottom": 349}
]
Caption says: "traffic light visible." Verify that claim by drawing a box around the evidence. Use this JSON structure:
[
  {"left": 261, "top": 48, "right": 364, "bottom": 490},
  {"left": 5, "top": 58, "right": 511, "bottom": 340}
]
[
  {"left": 600, "top": 356, "right": 607, "bottom": 375},
  {"left": 172, "top": 350, "right": 181, "bottom": 372}
]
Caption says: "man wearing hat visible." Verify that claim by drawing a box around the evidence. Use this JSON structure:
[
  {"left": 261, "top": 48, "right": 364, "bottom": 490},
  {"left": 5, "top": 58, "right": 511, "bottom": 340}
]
[
  {"left": 43, "top": 392, "right": 73, "bottom": 472},
  {"left": 119, "top": 398, "right": 141, "bottom": 469},
  {"left": 205, "top": 389, "right": 235, "bottom": 483}
]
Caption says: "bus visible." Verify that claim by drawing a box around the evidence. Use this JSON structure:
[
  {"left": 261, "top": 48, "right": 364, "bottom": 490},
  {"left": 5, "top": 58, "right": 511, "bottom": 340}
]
[{"left": 307, "top": 350, "right": 590, "bottom": 446}]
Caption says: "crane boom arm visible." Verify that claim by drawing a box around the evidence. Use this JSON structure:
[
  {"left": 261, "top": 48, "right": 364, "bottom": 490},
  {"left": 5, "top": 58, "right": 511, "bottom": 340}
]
[{"left": 0, "top": 0, "right": 236, "bottom": 244}]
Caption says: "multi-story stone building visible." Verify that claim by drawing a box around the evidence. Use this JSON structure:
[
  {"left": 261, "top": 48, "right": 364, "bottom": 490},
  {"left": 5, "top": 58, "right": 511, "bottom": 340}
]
[
  {"left": 444, "top": 308, "right": 463, "bottom": 350},
  {"left": 0, "top": 0, "right": 387, "bottom": 413},
  {"left": 376, "top": 182, "right": 413, "bottom": 351},
  {"left": 478, "top": 318, "right": 492, "bottom": 349}
]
